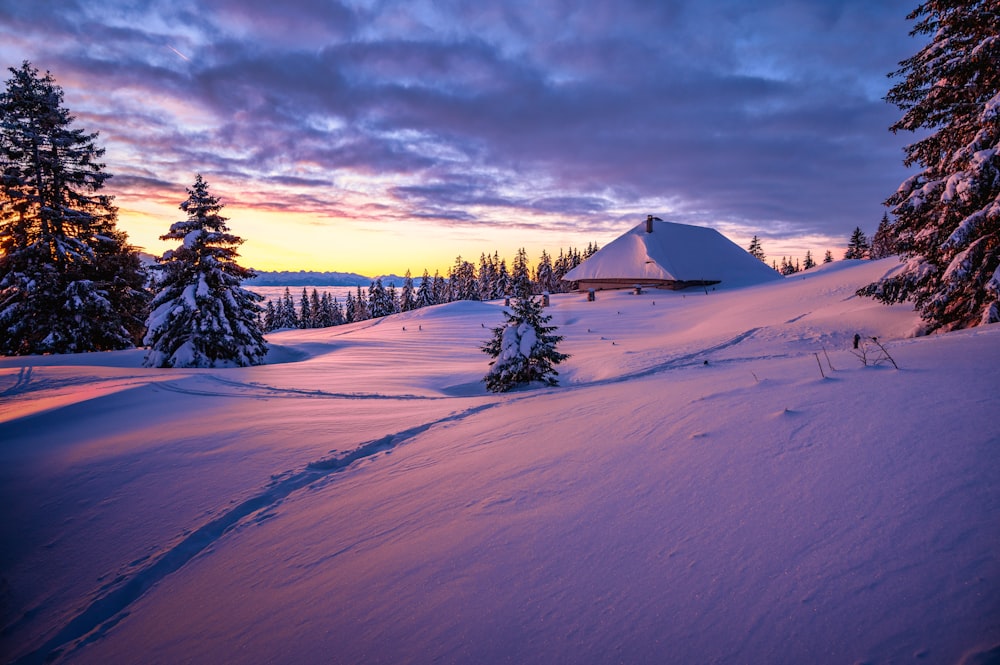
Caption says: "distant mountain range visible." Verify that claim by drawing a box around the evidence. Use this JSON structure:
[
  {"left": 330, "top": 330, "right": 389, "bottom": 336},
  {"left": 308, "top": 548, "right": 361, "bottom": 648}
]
[
  {"left": 246, "top": 270, "right": 412, "bottom": 287},
  {"left": 139, "top": 254, "right": 411, "bottom": 286}
]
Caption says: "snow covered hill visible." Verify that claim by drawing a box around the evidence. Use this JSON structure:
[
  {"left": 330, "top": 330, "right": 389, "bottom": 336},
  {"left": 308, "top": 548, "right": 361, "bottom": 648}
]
[{"left": 1, "top": 258, "right": 998, "bottom": 665}]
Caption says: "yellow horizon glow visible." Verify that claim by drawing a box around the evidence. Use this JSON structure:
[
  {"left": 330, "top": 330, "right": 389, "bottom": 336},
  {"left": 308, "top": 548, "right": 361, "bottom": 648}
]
[{"left": 117, "top": 203, "right": 612, "bottom": 276}]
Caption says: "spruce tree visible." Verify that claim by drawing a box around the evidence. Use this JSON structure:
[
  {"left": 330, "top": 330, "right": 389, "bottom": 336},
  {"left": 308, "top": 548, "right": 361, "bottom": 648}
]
[
  {"left": 416, "top": 268, "right": 435, "bottom": 308},
  {"left": 824, "top": 250, "right": 834, "bottom": 264},
  {"left": 477, "top": 254, "right": 495, "bottom": 301},
  {"left": 870, "top": 212, "right": 898, "bottom": 259},
  {"left": 386, "top": 283, "right": 399, "bottom": 314},
  {"left": 535, "top": 249, "right": 554, "bottom": 294},
  {"left": 368, "top": 277, "right": 395, "bottom": 318},
  {"left": 299, "top": 288, "right": 312, "bottom": 328},
  {"left": 309, "top": 289, "right": 323, "bottom": 326},
  {"left": 278, "top": 287, "right": 298, "bottom": 329},
  {"left": 495, "top": 259, "right": 511, "bottom": 298},
  {"left": 328, "top": 294, "right": 345, "bottom": 326},
  {"left": 344, "top": 290, "right": 357, "bottom": 323},
  {"left": 431, "top": 271, "right": 447, "bottom": 303},
  {"left": 860, "top": 1, "right": 1000, "bottom": 329},
  {"left": 747, "top": 235, "right": 766, "bottom": 262},
  {"left": 354, "top": 285, "right": 369, "bottom": 320},
  {"left": 263, "top": 299, "right": 277, "bottom": 331},
  {"left": 803, "top": 250, "right": 816, "bottom": 270},
  {"left": 844, "top": 227, "right": 871, "bottom": 259},
  {"left": 143, "top": 175, "right": 267, "bottom": 368},
  {"left": 449, "top": 256, "right": 478, "bottom": 301},
  {"left": 0, "top": 61, "right": 148, "bottom": 354},
  {"left": 511, "top": 247, "right": 532, "bottom": 298},
  {"left": 482, "top": 296, "right": 568, "bottom": 392},
  {"left": 399, "top": 270, "right": 416, "bottom": 311}
]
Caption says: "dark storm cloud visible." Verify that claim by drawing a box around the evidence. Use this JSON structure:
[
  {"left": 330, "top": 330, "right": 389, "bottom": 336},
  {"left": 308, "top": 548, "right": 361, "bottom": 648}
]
[{"left": 0, "top": 0, "right": 924, "bottom": 240}]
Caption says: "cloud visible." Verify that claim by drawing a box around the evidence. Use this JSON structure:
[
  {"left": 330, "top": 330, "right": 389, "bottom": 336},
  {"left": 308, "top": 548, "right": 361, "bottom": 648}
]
[{"left": 1, "top": 0, "right": 924, "bottom": 252}]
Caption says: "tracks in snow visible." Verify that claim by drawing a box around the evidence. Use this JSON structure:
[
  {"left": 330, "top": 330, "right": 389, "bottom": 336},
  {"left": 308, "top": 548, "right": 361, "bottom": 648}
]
[
  {"left": 0, "top": 366, "right": 33, "bottom": 397},
  {"left": 11, "top": 400, "right": 500, "bottom": 665},
  {"left": 584, "top": 327, "right": 766, "bottom": 388}
]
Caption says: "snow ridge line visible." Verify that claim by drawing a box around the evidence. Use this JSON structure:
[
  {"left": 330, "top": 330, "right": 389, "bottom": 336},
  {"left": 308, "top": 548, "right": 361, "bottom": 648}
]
[
  {"left": 151, "top": 374, "right": 444, "bottom": 401},
  {"left": 207, "top": 374, "right": 445, "bottom": 401},
  {"left": 11, "top": 401, "right": 499, "bottom": 665}
]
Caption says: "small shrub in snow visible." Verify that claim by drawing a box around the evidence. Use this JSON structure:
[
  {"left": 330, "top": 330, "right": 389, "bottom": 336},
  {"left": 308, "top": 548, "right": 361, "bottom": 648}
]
[
  {"left": 482, "top": 297, "right": 568, "bottom": 392},
  {"left": 851, "top": 336, "right": 899, "bottom": 369}
]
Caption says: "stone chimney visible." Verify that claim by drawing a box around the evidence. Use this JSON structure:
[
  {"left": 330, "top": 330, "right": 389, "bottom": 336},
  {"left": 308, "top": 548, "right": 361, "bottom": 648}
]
[{"left": 646, "top": 214, "right": 654, "bottom": 233}]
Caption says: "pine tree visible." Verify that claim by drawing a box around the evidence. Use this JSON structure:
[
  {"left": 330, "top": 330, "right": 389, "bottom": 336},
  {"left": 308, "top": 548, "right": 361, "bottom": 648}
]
[
  {"left": 431, "top": 270, "right": 447, "bottom": 304},
  {"left": 143, "top": 175, "right": 267, "bottom": 368},
  {"left": 0, "top": 61, "right": 149, "bottom": 354},
  {"left": 449, "top": 256, "right": 478, "bottom": 301},
  {"left": 476, "top": 254, "right": 495, "bottom": 301},
  {"left": 277, "top": 287, "right": 298, "bottom": 329},
  {"left": 482, "top": 296, "right": 569, "bottom": 393},
  {"left": 354, "top": 285, "right": 369, "bottom": 320},
  {"left": 386, "top": 283, "right": 399, "bottom": 314},
  {"left": 344, "top": 290, "right": 357, "bottom": 323},
  {"left": 747, "top": 235, "right": 766, "bottom": 262},
  {"left": 368, "top": 277, "right": 395, "bottom": 318},
  {"left": 859, "top": 1, "right": 1000, "bottom": 330},
  {"left": 870, "top": 212, "right": 898, "bottom": 259},
  {"left": 844, "top": 227, "right": 871, "bottom": 259},
  {"left": 824, "top": 250, "right": 834, "bottom": 264},
  {"left": 299, "top": 288, "right": 312, "bottom": 328},
  {"left": 263, "top": 299, "right": 277, "bottom": 331},
  {"left": 309, "top": 289, "right": 323, "bottom": 327},
  {"left": 328, "top": 294, "right": 345, "bottom": 326},
  {"left": 511, "top": 247, "right": 532, "bottom": 298},
  {"left": 495, "top": 259, "right": 511, "bottom": 298},
  {"left": 399, "top": 270, "right": 416, "bottom": 312},
  {"left": 416, "top": 268, "right": 435, "bottom": 308},
  {"left": 534, "top": 249, "right": 554, "bottom": 294},
  {"left": 803, "top": 250, "right": 816, "bottom": 270}
]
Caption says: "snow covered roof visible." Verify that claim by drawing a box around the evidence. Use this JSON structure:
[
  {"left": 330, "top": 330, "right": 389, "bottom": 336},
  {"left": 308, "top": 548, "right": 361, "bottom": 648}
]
[{"left": 564, "top": 219, "right": 782, "bottom": 288}]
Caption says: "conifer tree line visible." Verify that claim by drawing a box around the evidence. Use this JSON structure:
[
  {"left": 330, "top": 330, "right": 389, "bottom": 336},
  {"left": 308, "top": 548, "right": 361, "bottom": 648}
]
[
  {"left": 260, "top": 245, "right": 599, "bottom": 332},
  {"left": 752, "top": 222, "right": 896, "bottom": 277}
]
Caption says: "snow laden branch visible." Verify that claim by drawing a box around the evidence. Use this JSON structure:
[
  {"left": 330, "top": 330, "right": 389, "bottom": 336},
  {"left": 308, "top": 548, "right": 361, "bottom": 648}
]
[{"left": 860, "top": 1, "right": 1000, "bottom": 331}]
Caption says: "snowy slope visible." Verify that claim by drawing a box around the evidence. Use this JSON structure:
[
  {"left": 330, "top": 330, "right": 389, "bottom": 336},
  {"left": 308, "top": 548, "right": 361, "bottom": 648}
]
[{"left": 1, "top": 258, "right": 998, "bottom": 665}]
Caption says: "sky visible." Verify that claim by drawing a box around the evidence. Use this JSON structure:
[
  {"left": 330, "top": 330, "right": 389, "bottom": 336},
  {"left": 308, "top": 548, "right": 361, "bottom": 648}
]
[{"left": 0, "top": 0, "right": 926, "bottom": 274}]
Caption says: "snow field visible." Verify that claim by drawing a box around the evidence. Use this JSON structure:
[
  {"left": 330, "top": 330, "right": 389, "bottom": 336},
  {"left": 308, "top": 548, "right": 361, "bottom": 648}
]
[{"left": 1, "top": 258, "right": 997, "bottom": 664}]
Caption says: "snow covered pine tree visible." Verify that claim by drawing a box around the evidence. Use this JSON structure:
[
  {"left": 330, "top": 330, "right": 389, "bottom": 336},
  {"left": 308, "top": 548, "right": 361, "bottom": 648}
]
[
  {"left": 482, "top": 296, "right": 568, "bottom": 392},
  {"left": 143, "top": 175, "right": 267, "bottom": 367},
  {"left": 859, "top": 1, "right": 1000, "bottom": 330},
  {"left": 0, "top": 61, "right": 148, "bottom": 354}
]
